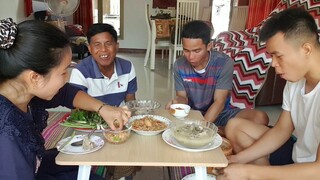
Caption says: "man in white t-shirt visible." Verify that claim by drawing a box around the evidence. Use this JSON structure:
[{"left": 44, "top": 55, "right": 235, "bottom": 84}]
[{"left": 217, "top": 8, "right": 320, "bottom": 179}]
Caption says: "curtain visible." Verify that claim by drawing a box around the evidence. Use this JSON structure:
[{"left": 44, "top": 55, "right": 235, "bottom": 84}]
[
  {"left": 73, "top": 0, "right": 93, "bottom": 34},
  {"left": 25, "top": 0, "right": 33, "bottom": 17},
  {"left": 246, "top": 0, "right": 279, "bottom": 29}
]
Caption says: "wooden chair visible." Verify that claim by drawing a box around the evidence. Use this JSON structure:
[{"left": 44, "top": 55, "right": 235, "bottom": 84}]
[
  {"left": 144, "top": 3, "right": 171, "bottom": 70},
  {"left": 168, "top": 0, "right": 199, "bottom": 69}
]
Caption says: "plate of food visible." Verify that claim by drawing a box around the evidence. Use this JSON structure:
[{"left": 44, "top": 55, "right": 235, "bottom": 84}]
[
  {"left": 59, "top": 109, "right": 108, "bottom": 132},
  {"left": 129, "top": 115, "right": 171, "bottom": 135},
  {"left": 162, "top": 129, "right": 222, "bottom": 152},
  {"left": 57, "top": 134, "right": 104, "bottom": 155}
]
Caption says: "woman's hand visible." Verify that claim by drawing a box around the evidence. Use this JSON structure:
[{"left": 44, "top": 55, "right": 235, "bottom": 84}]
[{"left": 99, "top": 105, "right": 131, "bottom": 130}]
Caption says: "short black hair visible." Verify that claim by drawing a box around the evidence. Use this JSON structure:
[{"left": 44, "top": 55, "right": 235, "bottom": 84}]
[
  {"left": 0, "top": 20, "right": 70, "bottom": 83},
  {"left": 181, "top": 20, "right": 212, "bottom": 45},
  {"left": 87, "top": 23, "right": 118, "bottom": 43},
  {"left": 259, "top": 8, "right": 319, "bottom": 45}
]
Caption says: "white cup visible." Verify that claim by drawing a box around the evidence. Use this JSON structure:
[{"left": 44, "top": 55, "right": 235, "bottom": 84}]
[{"left": 169, "top": 104, "right": 191, "bottom": 118}]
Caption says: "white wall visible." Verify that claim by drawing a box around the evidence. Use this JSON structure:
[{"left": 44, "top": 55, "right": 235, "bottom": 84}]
[
  {"left": 119, "top": 0, "right": 208, "bottom": 49},
  {"left": 118, "top": 0, "right": 151, "bottom": 49},
  {"left": 0, "top": 0, "right": 26, "bottom": 23}
]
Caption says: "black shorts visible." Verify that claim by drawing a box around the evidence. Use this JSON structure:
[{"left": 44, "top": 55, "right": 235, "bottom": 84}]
[{"left": 269, "top": 136, "right": 296, "bottom": 165}]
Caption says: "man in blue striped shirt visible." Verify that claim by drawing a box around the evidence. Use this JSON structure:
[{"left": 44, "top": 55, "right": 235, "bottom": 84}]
[{"left": 69, "top": 23, "right": 137, "bottom": 107}]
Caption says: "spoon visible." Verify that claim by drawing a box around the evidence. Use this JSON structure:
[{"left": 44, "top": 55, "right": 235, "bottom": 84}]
[{"left": 71, "top": 128, "right": 96, "bottom": 147}]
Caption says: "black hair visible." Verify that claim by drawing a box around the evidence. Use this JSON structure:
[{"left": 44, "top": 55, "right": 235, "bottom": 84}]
[
  {"left": 0, "top": 20, "right": 70, "bottom": 83},
  {"left": 181, "top": 20, "right": 212, "bottom": 45},
  {"left": 87, "top": 23, "right": 118, "bottom": 43},
  {"left": 259, "top": 8, "right": 319, "bottom": 45}
]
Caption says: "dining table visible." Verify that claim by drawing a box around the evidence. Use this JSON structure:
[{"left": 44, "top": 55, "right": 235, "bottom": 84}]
[{"left": 55, "top": 108, "right": 228, "bottom": 180}]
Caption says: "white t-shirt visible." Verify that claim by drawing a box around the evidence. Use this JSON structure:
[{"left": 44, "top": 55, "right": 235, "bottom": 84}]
[{"left": 282, "top": 79, "right": 320, "bottom": 163}]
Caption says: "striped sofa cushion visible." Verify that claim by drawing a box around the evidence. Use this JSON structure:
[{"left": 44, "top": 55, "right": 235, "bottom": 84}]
[
  {"left": 214, "top": 0, "right": 320, "bottom": 109},
  {"left": 213, "top": 27, "right": 271, "bottom": 109}
]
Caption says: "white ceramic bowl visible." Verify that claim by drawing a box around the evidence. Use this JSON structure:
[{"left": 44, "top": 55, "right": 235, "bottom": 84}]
[
  {"left": 169, "top": 104, "right": 191, "bottom": 118},
  {"left": 125, "top": 100, "right": 161, "bottom": 115}
]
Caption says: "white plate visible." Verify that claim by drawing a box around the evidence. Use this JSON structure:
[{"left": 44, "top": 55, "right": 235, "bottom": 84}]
[
  {"left": 162, "top": 129, "right": 222, "bottom": 152},
  {"left": 129, "top": 115, "right": 171, "bottom": 136},
  {"left": 57, "top": 135, "right": 104, "bottom": 155},
  {"left": 182, "top": 173, "right": 216, "bottom": 180}
]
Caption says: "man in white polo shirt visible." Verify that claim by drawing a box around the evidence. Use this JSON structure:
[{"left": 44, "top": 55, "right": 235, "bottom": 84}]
[{"left": 69, "top": 23, "right": 137, "bottom": 107}]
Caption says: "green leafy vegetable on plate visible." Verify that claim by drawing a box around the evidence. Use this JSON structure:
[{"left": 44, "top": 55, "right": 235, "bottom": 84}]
[{"left": 60, "top": 109, "right": 108, "bottom": 129}]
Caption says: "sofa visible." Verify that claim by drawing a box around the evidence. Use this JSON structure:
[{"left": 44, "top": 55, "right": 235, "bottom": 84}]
[{"left": 213, "top": 0, "right": 320, "bottom": 109}]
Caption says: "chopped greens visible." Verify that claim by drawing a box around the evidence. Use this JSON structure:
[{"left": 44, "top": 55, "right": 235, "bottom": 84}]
[{"left": 60, "top": 109, "right": 108, "bottom": 129}]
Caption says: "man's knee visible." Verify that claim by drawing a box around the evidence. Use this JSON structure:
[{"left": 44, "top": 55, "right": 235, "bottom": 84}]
[
  {"left": 225, "top": 118, "right": 242, "bottom": 139},
  {"left": 254, "top": 111, "right": 269, "bottom": 125},
  {"left": 237, "top": 109, "right": 269, "bottom": 126}
]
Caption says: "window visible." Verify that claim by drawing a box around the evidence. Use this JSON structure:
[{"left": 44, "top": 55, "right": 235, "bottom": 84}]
[
  {"left": 92, "top": 0, "right": 124, "bottom": 39},
  {"left": 211, "top": 0, "right": 232, "bottom": 38}
]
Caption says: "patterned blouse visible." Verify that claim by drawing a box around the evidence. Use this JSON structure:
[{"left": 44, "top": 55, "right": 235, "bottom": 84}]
[{"left": 0, "top": 83, "right": 79, "bottom": 179}]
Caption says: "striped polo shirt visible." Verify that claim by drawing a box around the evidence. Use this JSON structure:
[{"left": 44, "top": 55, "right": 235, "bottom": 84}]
[
  {"left": 174, "top": 50, "right": 234, "bottom": 114},
  {"left": 69, "top": 56, "right": 137, "bottom": 106}
]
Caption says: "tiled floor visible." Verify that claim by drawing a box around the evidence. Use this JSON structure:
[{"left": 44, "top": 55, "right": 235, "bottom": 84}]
[{"left": 56, "top": 52, "right": 283, "bottom": 179}]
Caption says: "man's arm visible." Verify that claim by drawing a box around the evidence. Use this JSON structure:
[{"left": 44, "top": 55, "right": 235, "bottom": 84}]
[
  {"left": 230, "top": 111, "right": 294, "bottom": 164},
  {"left": 219, "top": 147, "right": 320, "bottom": 180},
  {"left": 219, "top": 111, "right": 297, "bottom": 179},
  {"left": 204, "top": 89, "right": 229, "bottom": 123},
  {"left": 205, "top": 54, "right": 234, "bottom": 122},
  {"left": 248, "top": 148, "right": 320, "bottom": 180},
  {"left": 125, "top": 93, "right": 136, "bottom": 102},
  {"left": 72, "top": 91, "right": 131, "bottom": 130}
]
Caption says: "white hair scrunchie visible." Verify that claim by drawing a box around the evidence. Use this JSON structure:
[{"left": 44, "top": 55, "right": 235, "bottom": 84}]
[{"left": 0, "top": 18, "right": 17, "bottom": 49}]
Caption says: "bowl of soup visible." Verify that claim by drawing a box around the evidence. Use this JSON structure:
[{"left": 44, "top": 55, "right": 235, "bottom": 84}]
[{"left": 170, "top": 119, "right": 218, "bottom": 148}]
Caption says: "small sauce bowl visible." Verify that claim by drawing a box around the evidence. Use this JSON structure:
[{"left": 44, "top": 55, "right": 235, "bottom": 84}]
[{"left": 169, "top": 104, "right": 191, "bottom": 118}]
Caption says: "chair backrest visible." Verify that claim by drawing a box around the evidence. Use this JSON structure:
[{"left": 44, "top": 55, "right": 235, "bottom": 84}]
[
  {"left": 172, "top": 0, "right": 200, "bottom": 49},
  {"left": 145, "top": 3, "right": 151, "bottom": 35}
]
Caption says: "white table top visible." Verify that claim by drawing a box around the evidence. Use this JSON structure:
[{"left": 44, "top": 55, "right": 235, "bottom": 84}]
[{"left": 56, "top": 109, "right": 228, "bottom": 168}]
